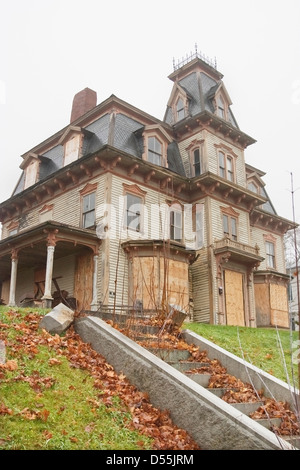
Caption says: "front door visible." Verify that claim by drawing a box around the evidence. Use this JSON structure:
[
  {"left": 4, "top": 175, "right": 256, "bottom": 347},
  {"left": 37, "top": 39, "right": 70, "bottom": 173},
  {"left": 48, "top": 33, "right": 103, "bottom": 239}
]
[
  {"left": 224, "top": 269, "right": 245, "bottom": 326},
  {"left": 74, "top": 252, "right": 93, "bottom": 311}
]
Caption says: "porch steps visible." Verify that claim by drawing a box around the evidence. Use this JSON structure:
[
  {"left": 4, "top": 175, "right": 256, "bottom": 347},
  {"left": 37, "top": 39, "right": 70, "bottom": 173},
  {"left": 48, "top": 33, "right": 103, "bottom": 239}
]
[
  {"left": 83, "top": 311, "right": 300, "bottom": 449},
  {"left": 145, "top": 344, "right": 295, "bottom": 440}
]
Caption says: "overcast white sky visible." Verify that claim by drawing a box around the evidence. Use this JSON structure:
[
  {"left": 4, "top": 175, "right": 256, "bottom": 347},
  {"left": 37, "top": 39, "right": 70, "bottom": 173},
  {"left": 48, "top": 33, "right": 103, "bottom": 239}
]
[{"left": 0, "top": 0, "right": 300, "bottom": 224}]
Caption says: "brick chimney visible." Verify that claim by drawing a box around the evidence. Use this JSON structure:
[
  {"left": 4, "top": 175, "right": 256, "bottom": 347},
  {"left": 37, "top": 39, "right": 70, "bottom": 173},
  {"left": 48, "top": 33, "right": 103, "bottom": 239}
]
[{"left": 70, "top": 87, "right": 97, "bottom": 123}]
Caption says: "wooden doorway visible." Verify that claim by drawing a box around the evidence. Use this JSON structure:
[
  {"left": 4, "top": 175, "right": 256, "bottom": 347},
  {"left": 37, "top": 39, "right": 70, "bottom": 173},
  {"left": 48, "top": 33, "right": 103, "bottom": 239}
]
[
  {"left": 224, "top": 269, "right": 245, "bottom": 326},
  {"left": 74, "top": 251, "right": 93, "bottom": 311}
]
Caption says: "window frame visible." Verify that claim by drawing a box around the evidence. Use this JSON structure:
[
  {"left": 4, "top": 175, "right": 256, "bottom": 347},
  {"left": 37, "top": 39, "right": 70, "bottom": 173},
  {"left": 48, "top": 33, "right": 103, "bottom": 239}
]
[
  {"left": 192, "top": 148, "right": 201, "bottom": 177},
  {"left": 142, "top": 129, "right": 170, "bottom": 168},
  {"left": 248, "top": 181, "right": 260, "bottom": 195},
  {"left": 221, "top": 206, "right": 239, "bottom": 242},
  {"left": 147, "top": 136, "right": 162, "bottom": 166},
  {"left": 176, "top": 96, "right": 185, "bottom": 121},
  {"left": 223, "top": 214, "right": 238, "bottom": 241},
  {"left": 217, "top": 95, "right": 226, "bottom": 119},
  {"left": 265, "top": 240, "right": 276, "bottom": 269},
  {"left": 82, "top": 191, "right": 96, "bottom": 229},
  {"left": 218, "top": 150, "right": 235, "bottom": 182},
  {"left": 124, "top": 193, "right": 143, "bottom": 233},
  {"left": 169, "top": 203, "right": 183, "bottom": 243}
]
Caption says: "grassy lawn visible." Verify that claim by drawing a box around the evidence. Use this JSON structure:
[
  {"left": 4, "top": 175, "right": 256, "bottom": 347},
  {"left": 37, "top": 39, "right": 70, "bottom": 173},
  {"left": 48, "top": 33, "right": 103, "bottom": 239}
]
[
  {"left": 183, "top": 322, "right": 299, "bottom": 385},
  {"left": 0, "top": 306, "right": 153, "bottom": 450}
]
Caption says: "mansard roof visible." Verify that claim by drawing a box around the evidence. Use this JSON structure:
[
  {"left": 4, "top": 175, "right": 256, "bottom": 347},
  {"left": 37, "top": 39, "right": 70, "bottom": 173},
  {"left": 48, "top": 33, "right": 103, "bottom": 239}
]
[
  {"left": 164, "top": 57, "right": 239, "bottom": 129},
  {"left": 11, "top": 95, "right": 186, "bottom": 196}
]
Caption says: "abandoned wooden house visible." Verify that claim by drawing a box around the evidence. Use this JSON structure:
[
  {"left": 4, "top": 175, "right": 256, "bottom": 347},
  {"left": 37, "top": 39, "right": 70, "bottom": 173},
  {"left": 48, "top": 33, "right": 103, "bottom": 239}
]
[{"left": 0, "top": 52, "right": 295, "bottom": 327}]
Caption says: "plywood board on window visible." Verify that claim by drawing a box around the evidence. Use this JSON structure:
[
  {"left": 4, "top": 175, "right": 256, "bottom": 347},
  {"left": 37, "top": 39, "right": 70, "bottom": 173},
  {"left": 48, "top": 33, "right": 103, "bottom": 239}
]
[
  {"left": 254, "top": 283, "right": 271, "bottom": 326},
  {"left": 132, "top": 257, "right": 159, "bottom": 310},
  {"left": 165, "top": 259, "right": 189, "bottom": 309},
  {"left": 270, "top": 284, "right": 289, "bottom": 328},
  {"left": 131, "top": 256, "right": 189, "bottom": 311},
  {"left": 224, "top": 269, "right": 245, "bottom": 326}
]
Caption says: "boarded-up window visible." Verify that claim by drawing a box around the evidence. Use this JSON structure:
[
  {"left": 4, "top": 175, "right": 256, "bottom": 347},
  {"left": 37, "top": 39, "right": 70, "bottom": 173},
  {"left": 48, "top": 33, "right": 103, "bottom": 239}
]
[
  {"left": 270, "top": 284, "right": 289, "bottom": 328},
  {"left": 224, "top": 269, "right": 245, "bottom": 326},
  {"left": 64, "top": 134, "right": 81, "bottom": 166},
  {"left": 24, "top": 159, "right": 39, "bottom": 189}
]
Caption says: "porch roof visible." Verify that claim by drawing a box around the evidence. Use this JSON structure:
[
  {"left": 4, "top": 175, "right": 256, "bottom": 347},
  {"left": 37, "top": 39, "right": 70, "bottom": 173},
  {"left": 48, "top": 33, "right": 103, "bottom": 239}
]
[{"left": 0, "top": 221, "right": 100, "bottom": 282}]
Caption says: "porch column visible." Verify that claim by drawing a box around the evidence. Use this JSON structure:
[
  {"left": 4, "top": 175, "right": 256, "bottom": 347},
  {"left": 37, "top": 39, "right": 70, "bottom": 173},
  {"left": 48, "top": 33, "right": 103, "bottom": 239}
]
[
  {"left": 90, "top": 254, "right": 99, "bottom": 311},
  {"left": 41, "top": 236, "right": 56, "bottom": 308},
  {"left": 8, "top": 249, "right": 18, "bottom": 307}
]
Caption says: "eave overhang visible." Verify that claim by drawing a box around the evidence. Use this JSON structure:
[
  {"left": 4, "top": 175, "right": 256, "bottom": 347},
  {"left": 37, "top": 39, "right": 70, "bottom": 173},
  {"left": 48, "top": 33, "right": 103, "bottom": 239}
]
[
  {"left": 0, "top": 145, "right": 190, "bottom": 223},
  {"left": 121, "top": 239, "right": 196, "bottom": 263},
  {"left": 173, "top": 110, "right": 256, "bottom": 149},
  {"left": 190, "top": 172, "right": 267, "bottom": 210},
  {"left": 254, "top": 270, "right": 291, "bottom": 284},
  {"left": 250, "top": 208, "right": 297, "bottom": 234}
]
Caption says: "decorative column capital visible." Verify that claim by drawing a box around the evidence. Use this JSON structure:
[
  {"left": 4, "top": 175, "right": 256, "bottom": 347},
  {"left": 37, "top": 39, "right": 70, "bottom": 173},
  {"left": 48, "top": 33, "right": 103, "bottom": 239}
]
[
  {"left": 11, "top": 248, "right": 19, "bottom": 261},
  {"left": 43, "top": 228, "right": 58, "bottom": 247}
]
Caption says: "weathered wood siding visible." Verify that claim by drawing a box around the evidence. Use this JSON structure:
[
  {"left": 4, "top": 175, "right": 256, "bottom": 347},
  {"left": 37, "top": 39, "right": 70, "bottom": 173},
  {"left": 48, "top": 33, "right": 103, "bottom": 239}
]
[
  {"left": 206, "top": 131, "right": 246, "bottom": 187},
  {"left": 255, "top": 282, "right": 289, "bottom": 328},
  {"left": 52, "top": 254, "right": 75, "bottom": 296},
  {"left": 190, "top": 247, "right": 211, "bottom": 323},
  {"left": 109, "top": 174, "right": 195, "bottom": 308},
  {"left": 210, "top": 198, "right": 250, "bottom": 245},
  {"left": 1, "top": 174, "right": 107, "bottom": 238},
  {"left": 15, "top": 267, "right": 35, "bottom": 304}
]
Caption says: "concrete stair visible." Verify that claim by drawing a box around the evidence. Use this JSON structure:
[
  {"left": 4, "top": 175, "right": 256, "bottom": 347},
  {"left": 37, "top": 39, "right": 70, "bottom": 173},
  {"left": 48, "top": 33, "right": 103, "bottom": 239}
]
[
  {"left": 144, "top": 342, "right": 297, "bottom": 440},
  {"left": 77, "top": 312, "right": 299, "bottom": 450}
]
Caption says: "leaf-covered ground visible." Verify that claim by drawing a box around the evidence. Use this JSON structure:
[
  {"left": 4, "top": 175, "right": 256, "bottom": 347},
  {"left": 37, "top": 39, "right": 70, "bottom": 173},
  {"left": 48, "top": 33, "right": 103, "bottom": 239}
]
[
  {"left": 0, "top": 307, "right": 199, "bottom": 450},
  {"left": 183, "top": 322, "right": 299, "bottom": 384}
]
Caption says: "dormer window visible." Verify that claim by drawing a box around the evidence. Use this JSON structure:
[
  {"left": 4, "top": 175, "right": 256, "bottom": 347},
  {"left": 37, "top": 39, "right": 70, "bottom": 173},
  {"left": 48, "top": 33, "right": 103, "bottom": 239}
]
[
  {"left": 20, "top": 153, "right": 40, "bottom": 190},
  {"left": 176, "top": 97, "right": 185, "bottom": 121},
  {"left": 248, "top": 181, "right": 260, "bottom": 194},
  {"left": 24, "top": 159, "right": 39, "bottom": 189},
  {"left": 64, "top": 134, "right": 81, "bottom": 166},
  {"left": 217, "top": 96, "right": 225, "bottom": 119},
  {"left": 148, "top": 136, "right": 162, "bottom": 165},
  {"left": 143, "top": 125, "right": 171, "bottom": 168},
  {"left": 58, "top": 126, "right": 86, "bottom": 167},
  {"left": 212, "top": 84, "right": 233, "bottom": 124}
]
